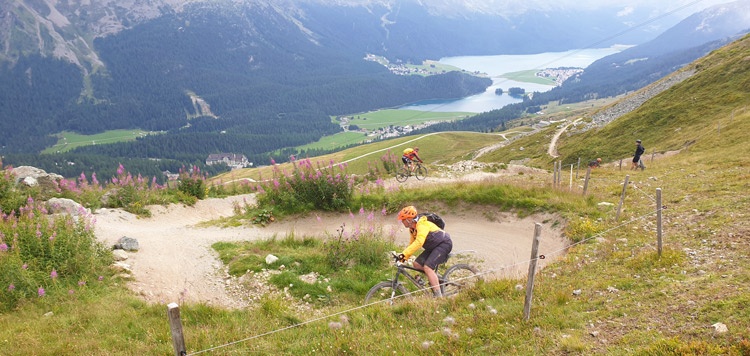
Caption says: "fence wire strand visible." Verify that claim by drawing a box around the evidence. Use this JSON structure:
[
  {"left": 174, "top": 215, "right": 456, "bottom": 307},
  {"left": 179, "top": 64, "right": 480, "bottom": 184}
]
[{"left": 185, "top": 205, "right": 661, "bottom": 355}]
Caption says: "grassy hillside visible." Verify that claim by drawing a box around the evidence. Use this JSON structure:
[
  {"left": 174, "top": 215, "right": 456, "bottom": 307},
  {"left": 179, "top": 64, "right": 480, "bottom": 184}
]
[{"left": 1, "top": 35, "right": 749, "bottom": 355}]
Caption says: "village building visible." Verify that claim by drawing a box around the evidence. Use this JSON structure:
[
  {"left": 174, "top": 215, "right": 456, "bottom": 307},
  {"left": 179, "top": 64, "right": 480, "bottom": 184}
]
[{"left": 205, "top": 153, "right": 252, "bottom": 169}]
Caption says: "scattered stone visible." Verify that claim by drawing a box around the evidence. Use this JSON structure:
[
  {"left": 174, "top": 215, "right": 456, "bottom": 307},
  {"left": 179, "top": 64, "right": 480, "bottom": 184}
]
[
  {"left": 265, "top": 254, "right": 279, "bottom": 264},
  {"left": 112, "top": 249, "right": 129, "bottom": 261},
  {"left": 573, "top": 289, "right": 582, "bottom": 296},
  {"left": 44, "top": 311, "right": 54, "bottom": 317},
  {"left": 112, "top": 262, "right": 132, "bottom": 272},
  {"left": 712, "top": 322, "right": 728, "bottom": 333},
  {"left": 113, "top": 236, "right": 139, "bottom": 251}
]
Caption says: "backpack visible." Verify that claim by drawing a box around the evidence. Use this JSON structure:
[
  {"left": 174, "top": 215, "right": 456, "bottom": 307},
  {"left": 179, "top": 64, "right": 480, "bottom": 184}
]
[
  {"left": 417, "top": 212, "right": 445, "bottom": 230},
  {"left": 403, "top": 148, "right": 414, "bottom": 156}
]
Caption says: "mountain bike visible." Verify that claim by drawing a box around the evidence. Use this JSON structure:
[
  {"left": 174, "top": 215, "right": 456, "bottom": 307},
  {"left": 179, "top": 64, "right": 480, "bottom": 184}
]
[
  {"left": 364, "top": 251, "right": 481, "bottom": 304},
  {"left": 396, "top": 162, "right": 428, "bottom": 183}
]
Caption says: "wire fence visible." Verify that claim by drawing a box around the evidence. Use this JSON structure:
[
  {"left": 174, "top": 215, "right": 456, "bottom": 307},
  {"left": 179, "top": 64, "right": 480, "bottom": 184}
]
[{"left": 168, "top": 190, "right": 663, "bottom": 355}]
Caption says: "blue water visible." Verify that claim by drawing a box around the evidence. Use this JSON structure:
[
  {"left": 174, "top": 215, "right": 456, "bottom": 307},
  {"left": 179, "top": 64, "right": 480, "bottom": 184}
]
[{"left": 399, "top": 47, "right": 626, "bottom": 113}]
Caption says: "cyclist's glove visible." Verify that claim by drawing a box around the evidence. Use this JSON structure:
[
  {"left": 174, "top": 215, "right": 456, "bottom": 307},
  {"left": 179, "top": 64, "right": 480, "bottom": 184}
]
[{"left": 396, "top": 253, "right": 406, "bottom": 263}]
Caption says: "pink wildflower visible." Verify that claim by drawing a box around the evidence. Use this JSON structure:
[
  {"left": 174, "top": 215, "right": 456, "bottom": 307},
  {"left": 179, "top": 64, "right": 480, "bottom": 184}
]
[
  {"left": 98, "top": 276, "right": 104, "bottom": 281},
  {"left": 78, "top": 281, "right": 86, "bottom": 286},
  {"left": 51, "top": 269, "right": 58, "bottom": 279},
  {"left": 22, "top": 264, "right": 28, "bottom": 270},
  {"left": 38, "top": 287, "right": 45, "bottom": 297},
  {"left": 8, "top": 284, "right": 14, "bottom": 291},
  {"left": 0, "top": 243, "right": 7, "bottom": 252}
]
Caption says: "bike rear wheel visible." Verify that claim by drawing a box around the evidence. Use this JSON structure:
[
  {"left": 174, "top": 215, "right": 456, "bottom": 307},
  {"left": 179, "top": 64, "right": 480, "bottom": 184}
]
[
  {"left": 414, "top": 165, "right": 427, "bottom": 180},
  {"left": 441, "top": 264, "right": 482, "bottom": 297},
  {"left": 365, "top": 282, "right": 409, "bottom": 304},
  {"left": 395, "top": 168, "right": 410, "bottom": 183}
]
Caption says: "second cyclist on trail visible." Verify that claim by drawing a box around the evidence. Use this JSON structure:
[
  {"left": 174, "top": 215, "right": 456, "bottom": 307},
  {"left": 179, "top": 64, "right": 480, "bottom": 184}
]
[{"left": 401, "top": 147, "right": 423, "bottom": 175}]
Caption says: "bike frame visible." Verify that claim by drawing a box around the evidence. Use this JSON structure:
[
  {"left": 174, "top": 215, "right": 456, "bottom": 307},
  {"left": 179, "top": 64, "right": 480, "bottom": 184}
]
[{"left": 388, "top": 261, "right": 446, "bottom": 296}]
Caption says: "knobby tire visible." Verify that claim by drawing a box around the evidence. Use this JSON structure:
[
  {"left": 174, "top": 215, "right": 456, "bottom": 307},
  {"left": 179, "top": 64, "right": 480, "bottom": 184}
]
[
  {"left": 395, "top": 168, "right": 410, "bottom": 183},
  {"left": 441, "top": 264, "right": 482, "bottom": 297},
  {"left": 414, "top": 165, "right": 427, "bottom": 180},
  {"left": 364, "top": 282, "right": 409, "bottom": 304}
]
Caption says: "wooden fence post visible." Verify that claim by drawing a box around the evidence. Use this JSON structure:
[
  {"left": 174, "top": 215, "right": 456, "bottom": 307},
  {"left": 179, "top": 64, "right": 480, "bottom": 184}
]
[
  {"left": 168, "top": 303, "right": 187, "bottom": 356},
  {"left": 576, "top": 157, "right": 581, "bottom": 179},
  {"left": 582, "top": 167, "right": 591, "bottom": 195},
  {"left": 615, "top": 175, "right": 630, "bottom": 221},
  {"left": 523, "top": 223, "right": 543, "bottom": 321},
  {"left": 619, "top": 159, "right": 623, "bottom": 170},
  {"left": 569, "top": 164, "right": 573, "bottom": 191},
  {"left": 656, "top": 188, "right": 663, "bottom": 257},
  {"left": 552, "top": 162, "right": 557, "bottom": 188}
]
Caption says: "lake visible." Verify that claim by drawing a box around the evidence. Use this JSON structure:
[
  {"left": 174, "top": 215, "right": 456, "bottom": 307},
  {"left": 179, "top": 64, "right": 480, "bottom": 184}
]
[{"left": 399, "top": 46, "right": 627, "bottom": 113}]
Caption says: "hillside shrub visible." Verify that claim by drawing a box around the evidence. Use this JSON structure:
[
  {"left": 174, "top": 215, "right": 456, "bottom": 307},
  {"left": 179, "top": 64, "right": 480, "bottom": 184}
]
[
  {"left": 0, "top": 169, "right": 26, "bottom": 215},
  {"left": 177, "top": 165, "right": 207, "bottom": 199},
  {"left": 0, "top": 199, "right": 111, "bottom": 311},
  {"left": 256, "top": 159, "right": 353, "bottom": 214}
]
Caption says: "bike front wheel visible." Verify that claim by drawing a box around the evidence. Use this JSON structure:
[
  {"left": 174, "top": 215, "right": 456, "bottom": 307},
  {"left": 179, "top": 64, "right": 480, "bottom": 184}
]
[
  {"left": 364, "top": 282, "right": 409, "bottom": 304},
  {"left": 395, "top": 168, "right": 410, "bottom": 183},
  {"left": 441, "top": 264, "right": 482, "bottom": 297},
  {"left": 414, "top": 165, "right": 427, "bottom": 180}
]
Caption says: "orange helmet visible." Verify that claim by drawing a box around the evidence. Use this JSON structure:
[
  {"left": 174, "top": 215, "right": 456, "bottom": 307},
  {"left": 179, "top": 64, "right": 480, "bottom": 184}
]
[{"left": 397, "top": 206, "right": 418, "bottom": 221}]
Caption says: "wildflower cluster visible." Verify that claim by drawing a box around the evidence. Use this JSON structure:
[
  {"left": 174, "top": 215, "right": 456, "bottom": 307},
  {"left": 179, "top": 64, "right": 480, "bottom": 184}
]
[
  {"left": 177, "top": 165, "right": 207, "bottom": 200},
  {"left": 0, "top": 168, "right": 26, "bottom": 215},
  {"left": 379, "top": 149, "right": 400, "bottom": 175},
  {"left": 0, "top": 198, "right": 111, "bottom": 311},
  {"left": 256, "top": 159, "right": 354, "bottom": 214},
  {"left": 56, "top": 171, "right": 104, "bottom": 210},
  {"left": 105, "top": 163, "right": 166, "bottom": 216},
  {"left": 322, "top": 207, "right": 397, "bottom": 269}
]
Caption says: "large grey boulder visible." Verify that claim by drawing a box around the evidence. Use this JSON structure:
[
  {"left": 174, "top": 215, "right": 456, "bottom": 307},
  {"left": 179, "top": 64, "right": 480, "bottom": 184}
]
[
  {"left": 113, "top": 236, "right": 139, "bottom": 251},
  {"left": 47, "top": 198, "right": 91, "bottom": 217},
  {"left": 11, "top": 166, "right": 63, "bottom": 189}
]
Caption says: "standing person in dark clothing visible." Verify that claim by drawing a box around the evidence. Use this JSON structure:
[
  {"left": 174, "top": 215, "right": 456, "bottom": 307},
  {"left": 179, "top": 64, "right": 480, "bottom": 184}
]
[
  {"left": 588, "top": 158, "right": 602, "bottom": 168},
  {"left": 632, "top": 140, "right": 645, "bottom": 170}
]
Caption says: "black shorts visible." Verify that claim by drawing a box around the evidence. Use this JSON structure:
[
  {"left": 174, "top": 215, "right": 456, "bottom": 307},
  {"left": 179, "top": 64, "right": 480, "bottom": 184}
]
[
  {"left": 415, "top": 240, "right": 453, "bottom": 270},
  {"left": 402, "top": 156, "right": 412, "bottom": 165}
]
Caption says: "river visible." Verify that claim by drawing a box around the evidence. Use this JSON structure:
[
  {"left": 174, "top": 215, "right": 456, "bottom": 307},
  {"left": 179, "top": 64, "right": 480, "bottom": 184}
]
[{"left": 399, "top": 46, "right": 627, "bottom": 113}]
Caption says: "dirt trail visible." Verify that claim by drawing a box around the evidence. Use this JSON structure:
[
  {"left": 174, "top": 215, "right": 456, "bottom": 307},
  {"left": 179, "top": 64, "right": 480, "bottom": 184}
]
[{"left": 94, "top": 171, "right": 567, "bottom": 309}]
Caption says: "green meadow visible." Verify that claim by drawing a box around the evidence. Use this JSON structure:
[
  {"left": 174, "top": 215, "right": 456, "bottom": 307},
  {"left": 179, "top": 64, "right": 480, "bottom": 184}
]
[
  {"left": 500, "top": 69, "right": 557, "bottom": 85},
  {"left": 42, "top": 130, "right": 155, "bottom": 154},
  {"left": 341, "top": 109, "right": 472, "bottom": 130}
]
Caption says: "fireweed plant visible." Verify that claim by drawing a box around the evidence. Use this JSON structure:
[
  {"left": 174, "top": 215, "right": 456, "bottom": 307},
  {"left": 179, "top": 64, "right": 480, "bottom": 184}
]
[
  {"left": 255, "top": 159, "right": 354, "bottom": 215},
  {"left": 0, "top": 198, "right": 111, "bottom": 311}
]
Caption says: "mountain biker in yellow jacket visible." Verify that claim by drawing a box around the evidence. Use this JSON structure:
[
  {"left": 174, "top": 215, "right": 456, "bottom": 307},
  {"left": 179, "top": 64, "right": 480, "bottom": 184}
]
[
  {"left": 401, "top": 147, "right": 423, "bottom": 174},
  {"left": 396, "top": 206, "right": 453, "bottom": 297}
]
